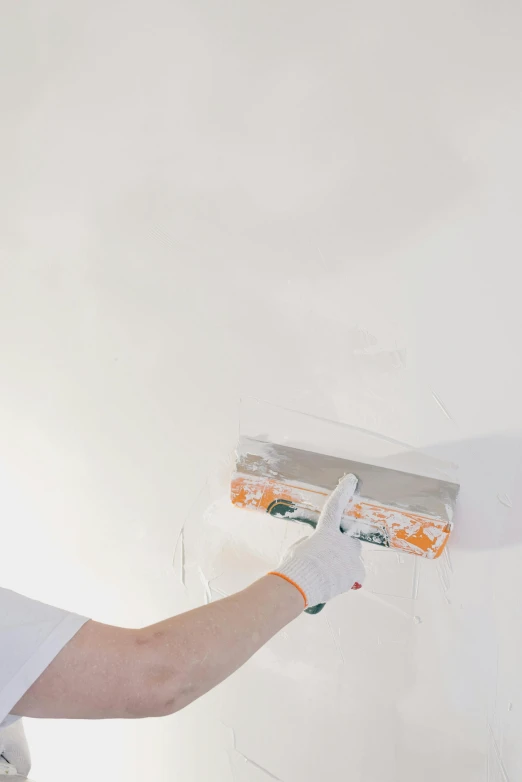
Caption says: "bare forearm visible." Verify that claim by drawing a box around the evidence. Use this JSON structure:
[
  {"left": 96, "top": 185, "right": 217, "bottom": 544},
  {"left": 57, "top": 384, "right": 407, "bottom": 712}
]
[
  {"left": 141, "top": 574, "right": 303, "bottom": 715},
  {"left": 10, "top": 478, "right": 362, "bottom": 722}
]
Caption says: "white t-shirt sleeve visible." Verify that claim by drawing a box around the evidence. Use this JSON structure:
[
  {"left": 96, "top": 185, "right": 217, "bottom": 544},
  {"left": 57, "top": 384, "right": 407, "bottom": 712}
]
[{"left": 0, "top": 587, "right": 89, "bottom": 727}]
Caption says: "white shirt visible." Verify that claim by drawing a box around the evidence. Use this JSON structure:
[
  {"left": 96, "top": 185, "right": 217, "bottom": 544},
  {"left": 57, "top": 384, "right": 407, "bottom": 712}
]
[{"left": 0, "top": 587, "right": 89, "bottom": 778}]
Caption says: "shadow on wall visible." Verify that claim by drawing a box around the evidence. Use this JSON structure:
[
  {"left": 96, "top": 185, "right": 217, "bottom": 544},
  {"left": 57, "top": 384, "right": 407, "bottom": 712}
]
[{"left": 421, "top": 433, "right": 522, "bottom": 553}]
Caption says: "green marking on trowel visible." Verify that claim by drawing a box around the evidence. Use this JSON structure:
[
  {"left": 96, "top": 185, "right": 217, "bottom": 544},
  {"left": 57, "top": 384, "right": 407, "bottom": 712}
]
[{"left": 267, "top": 501, "right": 390, "bottom": 548}]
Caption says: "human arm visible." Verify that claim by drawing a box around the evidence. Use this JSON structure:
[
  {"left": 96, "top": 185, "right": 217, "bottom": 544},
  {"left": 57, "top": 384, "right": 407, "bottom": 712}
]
[
  {"left": 12, "top": 574, "right": 303, "bottom": 719},
  {"left": 12, "top": 474, "right": 364, "bottom": 720}
]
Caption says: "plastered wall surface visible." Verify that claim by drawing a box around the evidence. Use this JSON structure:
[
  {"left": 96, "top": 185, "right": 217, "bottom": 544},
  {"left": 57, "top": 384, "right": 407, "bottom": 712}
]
[{"left": 1, "top": 2, "right": 522, "bottom": 780}]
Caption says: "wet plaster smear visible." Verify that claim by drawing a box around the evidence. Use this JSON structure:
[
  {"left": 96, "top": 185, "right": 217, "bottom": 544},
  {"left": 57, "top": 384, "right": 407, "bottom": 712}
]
[{"left": 2, "top": 2, "right": 522, "bottom": 781}]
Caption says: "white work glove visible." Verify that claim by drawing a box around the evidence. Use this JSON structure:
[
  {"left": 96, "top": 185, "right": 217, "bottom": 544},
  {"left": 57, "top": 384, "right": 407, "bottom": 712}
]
[{"left": 269, "top": 474, "right": 365, "bottom": 610}]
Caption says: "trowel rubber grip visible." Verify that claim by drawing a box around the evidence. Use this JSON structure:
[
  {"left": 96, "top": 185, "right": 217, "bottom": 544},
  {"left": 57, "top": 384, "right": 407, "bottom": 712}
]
[
  {"left": 305, "top": 603, "right": 325, "bottom": 614},
  {"left": 305, "top": 582, "right": 362, "bottom": 616}
]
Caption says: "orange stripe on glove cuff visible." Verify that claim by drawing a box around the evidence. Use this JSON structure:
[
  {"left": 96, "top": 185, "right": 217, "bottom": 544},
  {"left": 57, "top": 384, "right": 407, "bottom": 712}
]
[{"left": 268, "top": 571, "right": 309, "bottom": 608}]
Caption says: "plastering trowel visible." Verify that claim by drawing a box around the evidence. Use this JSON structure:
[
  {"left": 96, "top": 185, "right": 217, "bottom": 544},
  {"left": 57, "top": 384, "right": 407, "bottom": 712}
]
[{"left": 231, "top": 436, "right": 460, "bottom": 611}]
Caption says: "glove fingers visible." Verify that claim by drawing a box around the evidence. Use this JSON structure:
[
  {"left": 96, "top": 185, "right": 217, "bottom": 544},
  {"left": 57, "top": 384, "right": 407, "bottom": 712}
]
[
  {"left": 351, "top": 549, "right": 366, "bottom": 588},
  {"left": 341, "top": 534, "right": 366, "bottom": 588},
  {"left": 319, "top": 473, "right": 358, "bottom": 531}
]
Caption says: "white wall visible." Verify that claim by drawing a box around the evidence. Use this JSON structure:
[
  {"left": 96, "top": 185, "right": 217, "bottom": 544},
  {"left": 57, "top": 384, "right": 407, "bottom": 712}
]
[{"left": 1, "top": 2, "right": 522, "bottom": 780}]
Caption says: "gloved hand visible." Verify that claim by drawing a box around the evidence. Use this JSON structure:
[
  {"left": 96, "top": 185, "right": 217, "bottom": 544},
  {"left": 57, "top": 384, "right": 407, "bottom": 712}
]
[{"left": 269, "top": 474, "right": 365, "bottom": 610}]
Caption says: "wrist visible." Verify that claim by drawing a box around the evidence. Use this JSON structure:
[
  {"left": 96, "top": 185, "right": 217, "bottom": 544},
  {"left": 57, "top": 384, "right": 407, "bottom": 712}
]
[{"left": 267, "top": 572, "right": 307, "bottom": 610}]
